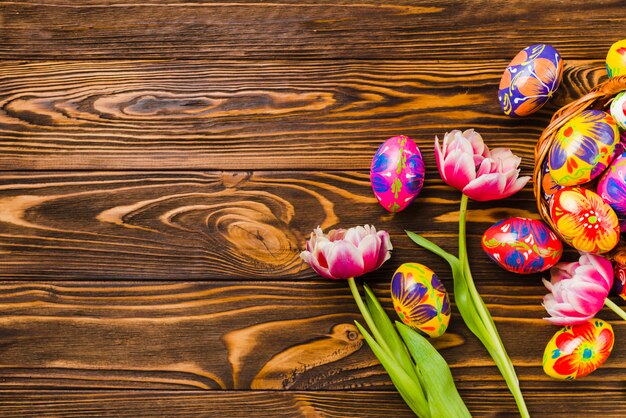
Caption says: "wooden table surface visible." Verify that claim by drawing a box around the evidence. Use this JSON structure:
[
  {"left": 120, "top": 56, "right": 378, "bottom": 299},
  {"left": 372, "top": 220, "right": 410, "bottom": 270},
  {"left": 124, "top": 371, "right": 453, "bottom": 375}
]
[{"left": 0, "top": 1, "right": 625, "bottom": 416}]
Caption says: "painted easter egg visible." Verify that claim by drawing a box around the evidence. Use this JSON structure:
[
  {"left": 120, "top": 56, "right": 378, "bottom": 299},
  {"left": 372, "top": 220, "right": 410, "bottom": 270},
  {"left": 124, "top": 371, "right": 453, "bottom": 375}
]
[
  {"left": 610, "top": 91, "right": 626, "bottom": 130},
  {"left": 370, "top": 135, "right": 425, "bottom": 213},
  {"left": 597, "top": 152, "right": 626, "bottom": 230},
  {"left": 543, "top": 319, "right": 614, "bottom": 380},
  {"left": 611, "top": 245, "right": 626, "bottom": 300},
  {"left": 481, "top": 217, "right": 562, "bottom": 274},
  {"left": 606, "top": 39, "right": 626, "bottom": 78},
  {"left": 550, "top": 187, "right": 620, "bottom": 254},
  {"left": 391, "top": 263, "right": 450, "bottom": 338},
  {"left": 498, "top": 44, "right": 563, "bottom": 117},
  {"left": 548, "top": 110, "right": 618, "bottom": 186}
]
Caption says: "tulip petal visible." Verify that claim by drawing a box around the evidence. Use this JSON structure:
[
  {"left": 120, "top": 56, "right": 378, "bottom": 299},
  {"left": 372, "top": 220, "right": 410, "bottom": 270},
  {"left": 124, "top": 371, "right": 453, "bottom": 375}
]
[
  {"left": 583, "top": 253, "right": 614, "bottom": 289},
  {"left": 441, "top": 150, "right": 476, "bottom": 191},
  {"left": 462, "top": 173, "right": 506, "bottom": 201},
  {"left": 566, "top": 282, "right": 607, "bottom": 315},
  {"left": 375, "top": 230, "right": 393, "bottom": 269},
  {"left": 301, "top": 249, "right": 333, "bottom": 279},
  {"left": 358, "top": 233, "right": 381, "bottom": 273},
  {"left": 327, "top": 240, "right": 365, "bottom": 279}
]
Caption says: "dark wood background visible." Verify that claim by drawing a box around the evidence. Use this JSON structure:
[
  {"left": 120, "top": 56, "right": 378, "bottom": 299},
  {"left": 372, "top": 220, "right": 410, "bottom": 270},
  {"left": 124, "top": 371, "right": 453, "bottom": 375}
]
[{"left": 0, "top": 1, "right": 625, "bottom": 416}]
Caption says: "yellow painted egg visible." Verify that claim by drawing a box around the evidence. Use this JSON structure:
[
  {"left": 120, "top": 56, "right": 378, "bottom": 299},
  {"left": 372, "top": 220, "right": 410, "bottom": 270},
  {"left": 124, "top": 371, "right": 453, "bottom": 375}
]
[
  {"left": 606, "top": 39, "right": 626, "bottom": 78},
  {"left": 543, "top": 319, "right": 614, "bottom": 380},
  {"left": 548, "top": 110, "right": 618, "bottom": 186},
  {"left": 390, "top": 263, "right": 450, "bottom": 338}
]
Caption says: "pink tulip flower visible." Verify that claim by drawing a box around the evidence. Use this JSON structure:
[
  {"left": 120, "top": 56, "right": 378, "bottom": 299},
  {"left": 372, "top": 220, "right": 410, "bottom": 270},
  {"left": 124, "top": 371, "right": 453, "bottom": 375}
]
[
  {"left": 300, "top": 225, "right": 392, "bottom": 279},
  {"left": 542, "top": 253, "right": 614, "bottom": 325},
  {"left": 435, "top": 129, "right": 530, "bottom": 201}
]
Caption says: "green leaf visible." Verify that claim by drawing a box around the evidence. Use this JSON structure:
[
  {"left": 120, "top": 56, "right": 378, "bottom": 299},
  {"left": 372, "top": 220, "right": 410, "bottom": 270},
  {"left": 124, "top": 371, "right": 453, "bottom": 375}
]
[
  {"left": 355, "top": 321, "right": 431, "bottom": 418},
  {"left": 396, "top": 322, "right": 471, "bottom": 418},
  {"left": 405, "top": 230, "right": 488, "bottom": 345},
  {"left": 362, "top": 284, "right": 422, "bottom": 387}
]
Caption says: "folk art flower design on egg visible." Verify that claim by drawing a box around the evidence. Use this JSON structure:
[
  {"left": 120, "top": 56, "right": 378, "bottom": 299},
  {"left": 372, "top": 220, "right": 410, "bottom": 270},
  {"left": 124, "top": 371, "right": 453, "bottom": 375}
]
[
  {"left": 370, "top": 135, "right": 425, "bottom": 213},
  {"left": 391, "top": 263, "right": 451, "bottom": 338},
  {"left": 499, "top": 44, "right": 563, "bottom": 117},
  {"left": 481, "top": 217, "right": 562, "bottom": 274},
  {"left": 550, "top": 187, "right": 620, "bottom": 254},
  {"left": 548, "top": 110, "right": 618, "bottom": 186},
  {"left": 543, "top": 320, "right": 614, "bottom": 380}
]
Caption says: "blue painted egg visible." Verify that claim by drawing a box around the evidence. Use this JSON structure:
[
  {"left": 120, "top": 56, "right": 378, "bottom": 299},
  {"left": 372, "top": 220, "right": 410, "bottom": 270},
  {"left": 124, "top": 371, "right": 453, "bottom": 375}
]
[
  {"left": 370, "top": 135, "right": 425, "bottom": 213},
  {"left": 499, "top": 44, "right": 563, "bottom": 117},
  {"left": 482, "top": 217, "right": 563, "bottom": 274}
]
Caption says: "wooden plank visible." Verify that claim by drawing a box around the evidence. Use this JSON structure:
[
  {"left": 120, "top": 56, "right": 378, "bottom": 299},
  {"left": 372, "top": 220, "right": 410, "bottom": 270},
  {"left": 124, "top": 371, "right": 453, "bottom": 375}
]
[
  {"left": 0, "top": 390, "right": 624, "bottom": 417},
  {"left": 0, "top": 59, "right": 605, "bottom": 170},
  {"left": 0, "top": 280, "right": 623, "bottom": 395},
  {"left": 0, "top": 1, "right": 624, "bottom": 60},
  {"left": 0, "top": 170, "right": 563, "bottom": 280}
]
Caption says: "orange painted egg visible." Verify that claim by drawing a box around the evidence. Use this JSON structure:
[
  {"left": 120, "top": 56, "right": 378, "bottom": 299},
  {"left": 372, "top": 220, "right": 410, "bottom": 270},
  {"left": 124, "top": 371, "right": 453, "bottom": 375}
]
[
  {"left": 549, "top": 187, "right": 620, "bottom": 254},
  {"left": 390, "top": 263, "right": 450, "bottom": 338},
  {"left": 543, "top": 319, "right": 614, "bottom": 380}
]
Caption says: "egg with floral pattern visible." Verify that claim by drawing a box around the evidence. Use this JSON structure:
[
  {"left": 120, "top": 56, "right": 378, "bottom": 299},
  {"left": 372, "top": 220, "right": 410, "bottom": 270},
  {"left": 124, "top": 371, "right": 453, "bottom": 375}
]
[
  {"left": 550, "top": 187, "right": 620, "bottom": 254},
  {"left": 481, "top": 217, "right": 562, "bottom": 274},
  {"left": 597, "top": 152, "right": 626, "bottom": 230},
  {"left": 370, "top": 135, "right": 425, "bottom": 213},
  {"left": 606, "top": 39, "right": 626, "bottom": 78},
  {"left": 610, "top": 91, "right": 626, "bottom": 130},
  {"left": 391, "top": 263, "right": 450, "bottom": 338},
  {"left": 548, "top": 110, "right": 618, "bottom": 186},
  {"left": 543, "top": 319, "right": 614, "bottom": 380},
  {"left": 498, "top": 44, "right": 563, "bottom": 117}
]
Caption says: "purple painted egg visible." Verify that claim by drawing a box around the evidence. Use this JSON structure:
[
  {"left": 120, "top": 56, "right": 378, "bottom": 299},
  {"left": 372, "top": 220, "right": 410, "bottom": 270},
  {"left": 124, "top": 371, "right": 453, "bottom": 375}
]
[
  {"left": 481, "top": 217, "right": 563, "bottom": 274},
  {"left": 499, "top": 44, "right": 563, "bottom": 117},
  {"left": 370, "top": 135, "right": 425, "bottom": 212},
  {"left": 597, "top": 153, "right": 626, "bottom": 230},
  {"left": 611, "top": 245, "right": 626, "bottom": 300}
]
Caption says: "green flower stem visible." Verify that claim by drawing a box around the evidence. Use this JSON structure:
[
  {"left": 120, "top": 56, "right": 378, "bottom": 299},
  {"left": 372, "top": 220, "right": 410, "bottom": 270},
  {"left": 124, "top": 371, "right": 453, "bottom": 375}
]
[
  {"left": 458, "top": 194, "right": 529, "bottom": 418},
  {"left": 605, "top": 298, "right": 626, "bottom": 321},
  {"left": 347, "top": 277, "right": 394, "bottom": 358}
]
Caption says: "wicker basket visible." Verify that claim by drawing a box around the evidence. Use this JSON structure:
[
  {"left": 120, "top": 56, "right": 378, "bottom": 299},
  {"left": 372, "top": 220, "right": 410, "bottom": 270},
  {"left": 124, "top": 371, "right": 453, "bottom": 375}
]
[{"left": 533, "top": 74, "right": 626, "bottom": 234}]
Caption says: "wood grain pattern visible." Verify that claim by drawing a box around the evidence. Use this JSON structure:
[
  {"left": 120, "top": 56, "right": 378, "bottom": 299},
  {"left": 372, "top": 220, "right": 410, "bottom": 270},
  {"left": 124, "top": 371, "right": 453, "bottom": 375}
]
[
  {"left": 0, "top": 170, "right": 562, "bottom": 280},
  {"left": 1, "top": 390, "right": 625, "bottom": 418},
  {"left": 0, "top": 1, "right": 624, "bottom": 60},
  {"left": 0, "top": 280, "right": 624, "bottom": 396},
  {"left": 0, "top": 59, "right": 606, "bottom": 170}
]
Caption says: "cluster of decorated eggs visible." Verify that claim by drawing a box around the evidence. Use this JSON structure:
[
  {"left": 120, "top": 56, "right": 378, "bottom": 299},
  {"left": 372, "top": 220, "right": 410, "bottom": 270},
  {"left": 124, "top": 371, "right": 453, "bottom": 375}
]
[{"left": 498, "top": 40, "right": 626, "bottom": 257}]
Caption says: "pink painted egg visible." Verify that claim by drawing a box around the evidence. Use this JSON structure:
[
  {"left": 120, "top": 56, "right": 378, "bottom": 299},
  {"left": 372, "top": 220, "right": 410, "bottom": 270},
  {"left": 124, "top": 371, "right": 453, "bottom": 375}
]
[
  {"left": 481, "top": 217, "right": 562, "bottom": 274},
  {"left": 370, "top": 135, "right": 425, "bottom": 212},
  {"left": 597, "top": 152, "right": 626, "bottom": 230}
]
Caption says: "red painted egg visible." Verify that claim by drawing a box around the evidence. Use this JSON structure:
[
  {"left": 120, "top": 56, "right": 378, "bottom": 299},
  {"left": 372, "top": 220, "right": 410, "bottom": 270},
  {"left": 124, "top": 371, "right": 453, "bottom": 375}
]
[{"left": 481, "top": 217, "right": 562, "bottom": 274}]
